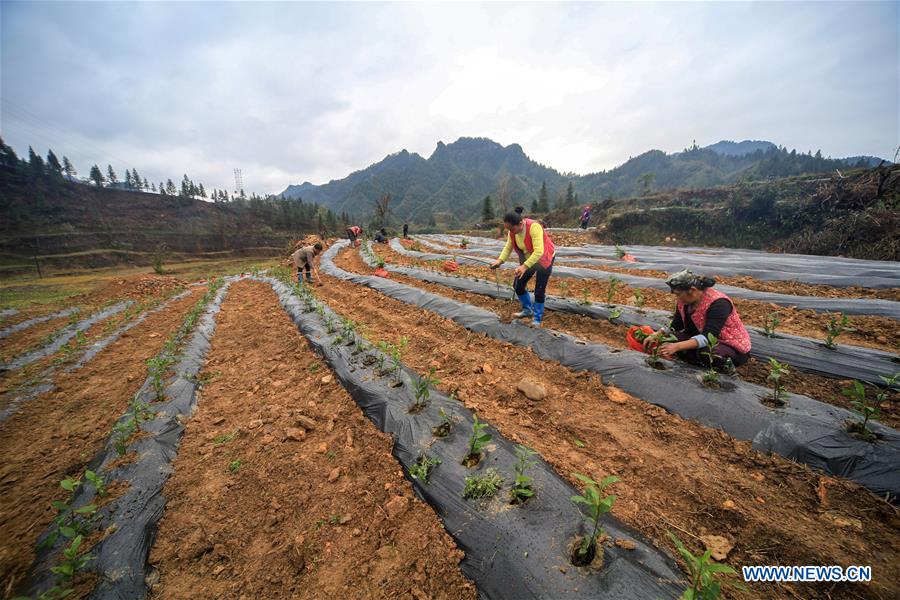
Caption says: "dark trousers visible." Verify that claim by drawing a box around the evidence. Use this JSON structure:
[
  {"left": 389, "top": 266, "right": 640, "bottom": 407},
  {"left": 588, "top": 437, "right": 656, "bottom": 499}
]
[
  {"left": 514, "top": 259, "right": 554, "bottom": 303},
  {"left": 674, "top": 331, "right": 748, "bottom": 367},
  {"left": 580, "top": 219, "right": 589, "bottom": 229},
  {"left": 297, "top": 264, "right": 312, "bottom": 284}
]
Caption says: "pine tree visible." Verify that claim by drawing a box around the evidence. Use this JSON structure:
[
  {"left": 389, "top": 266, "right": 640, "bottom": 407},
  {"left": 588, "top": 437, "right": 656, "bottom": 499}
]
[
  {"left": 531, "top": 198, "right": 538, "bottom": 213},
  {"left": 124, "top": 169, "right": 134, "bottom": 189},
  {"left": 166, "top": 179, "right": 177, "bottom": 195},
  {"left": 537, "top": 181, "right": 550, "bottom": 212},
  {"left": 199, "top": 183, "right": 206, "bottom": 197},
  {"left": 132, "top": 168, "right": 142, "bottom": 189},
  {"left": 46, "top": 149, "right": 63, "bottom": 175},
  {"left": 0, "top": 136, "right": 20, "bottom": 168},
  {"left": 159, "top": 181, "right": 166, "bottom": 195},
  {"left": 143, "top": 177, "right": 149, "bottom": 190},
  {"left": 151, "top": 182, "right": 157, "bottom": 192},
  {"left": 62, "top": 156, "right": 76, "bottom": 177},
  {"left": 565, "top": 182, "right": 575, "bottom": 208},
  {"left": 28, "top": 146, "right": 46, "bottom": 177},
  {"left": 89, "top": 164, "right": 105, "bottom": 186},
  {"left": 181, "top": 175, "right": 191, "bottom": 197},
  {"left": 106, "top": 165, "right": 118, "bottom": 184},
  {"left": 482, "top": 195, "right": 494, "bottom": 220}
]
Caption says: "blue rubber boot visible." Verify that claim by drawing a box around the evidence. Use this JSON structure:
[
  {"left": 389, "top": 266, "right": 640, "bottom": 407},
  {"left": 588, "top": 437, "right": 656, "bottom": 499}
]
[
  {"left": 532, "top": 302, "right": 545, "bottom": 327},
  {"left": 514, "top": 293, "right": 533, "bottom": 318}
]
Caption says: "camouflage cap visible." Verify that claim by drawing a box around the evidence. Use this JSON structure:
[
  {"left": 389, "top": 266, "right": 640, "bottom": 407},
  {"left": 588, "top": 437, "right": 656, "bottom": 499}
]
[{"left": 665, "top": 269, "right": 700, "bottom": 290}]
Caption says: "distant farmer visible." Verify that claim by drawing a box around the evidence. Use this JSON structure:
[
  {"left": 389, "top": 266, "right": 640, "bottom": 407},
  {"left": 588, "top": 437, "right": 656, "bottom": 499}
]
[
  {"left": 403, "top": 223, "right": 409, "bottom": 239},
  {"left": 645, "top": 269, "right": 751, "bottom": 371},
  {"left": 292, "top": 242, "right": 324, "bottom": 285},
  {"left": 346, "top": 225, "right": 362, "bottom": 245},
  {"left": 490, "top": 211, "right": 556, "bottom": 328},
  {"left": 580, "top": 205, "right": 591, "bottom": 229},
  {"left": 374, "top": 228, "right": 388, "bottom": 244}
]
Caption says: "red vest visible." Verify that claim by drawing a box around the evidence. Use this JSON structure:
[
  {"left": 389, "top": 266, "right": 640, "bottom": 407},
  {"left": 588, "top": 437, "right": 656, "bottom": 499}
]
[
  {"left": 677, "top": 288, "right": 752, "bottom": 354},
  {"left": 509, "top": 219, "right": 556, "bottom": 269}
]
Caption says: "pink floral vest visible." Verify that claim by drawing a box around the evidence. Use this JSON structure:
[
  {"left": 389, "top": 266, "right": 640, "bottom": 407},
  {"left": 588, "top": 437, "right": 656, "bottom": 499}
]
[{"left": 677, "top": 288, "right": 752, "bottom": 354}]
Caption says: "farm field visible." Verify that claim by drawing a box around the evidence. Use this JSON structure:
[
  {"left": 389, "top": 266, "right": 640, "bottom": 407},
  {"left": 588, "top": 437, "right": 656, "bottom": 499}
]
[{"left": 1, "top": 238, "right": 898, "bottom": 600}]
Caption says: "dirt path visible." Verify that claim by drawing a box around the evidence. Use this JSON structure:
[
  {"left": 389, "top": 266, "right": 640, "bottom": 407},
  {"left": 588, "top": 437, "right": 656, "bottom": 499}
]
[
  {"left": 339, "top": 249, "right": 900, "bottom": 430},
  {"left": 380, "top": 243, "right": 900, "bottom": 353},
  {"left": 148, "top": 279, "right": 475, "bottom": 600},
  {"left": 0, "top": 287, "right": 206, "bottom": 598},
  {"left": 313, "top": 267, "right": 900, "bottom": 600}
]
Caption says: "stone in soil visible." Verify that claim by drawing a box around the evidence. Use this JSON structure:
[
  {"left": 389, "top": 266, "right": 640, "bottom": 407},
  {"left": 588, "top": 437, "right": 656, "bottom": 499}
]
[{"left": 516, "top": 378, "right": 546, "bottom": 401}]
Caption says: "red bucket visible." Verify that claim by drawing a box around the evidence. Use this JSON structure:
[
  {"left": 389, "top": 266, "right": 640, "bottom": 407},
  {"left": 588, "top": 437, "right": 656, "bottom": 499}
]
[{"left": 626, "top": 325, "right": 656, "bottom": 353}]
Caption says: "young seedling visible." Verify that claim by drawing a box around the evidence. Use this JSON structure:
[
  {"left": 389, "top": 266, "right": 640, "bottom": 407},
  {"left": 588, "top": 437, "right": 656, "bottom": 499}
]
[
  {"left": 701, "top": 334, "right": 719, "bottom": 385},
  {"left": 112, "top": 417, "right": 137, "bottom": 456},
  {"left": 607, "top": 308, "right": 622, "bottom": 322},
  {"left": 606, "top": 276, "right": 620, "bottom": 307},
  {"left": 83, "top": 470, "right": 106, "bottom": 497},
  {"left": 510, "top": 445, "right": 537, "bottom": 504},
  {"left": 763, "top": 311, "right": 781, "bottom": 337},
  {"left": 824, "top": 313, "right": 854, "bottom": 349},
  {"left": 50, "top": 534, "right": 93, "bottom": 584},
  {"left": 668, "top": 532, "right": 744, "bottom": 600},
  {"left": 432, "top": 407, "right": 454, "bottom": 437},
  {"left": 633, "top": 289, "right": 645, "bottom": 314},
  {"left": 559, "top": 280, "right": 570, "bottom": 300},
  {"left": 614, "top": 245, "right": 626, "bottom": 259},
  {"left": 374, "top": 341, "right": 390, "bottom": 374},
  {"left": 765, "top": 358, "right": 790, "bottom": 407},
  {"left": 389, "top": 345, "right": 404, "bottom": 385},
  {"left": 843, "top": 380, "right": 879, "bottom": 441},
  {"left": 463, "top": 413, "right": 492, "bottom": 467},
  {"left": 409, "top": 455, "right": 442, "bottom": 484},
  {"left": 570, "top": 473, "right": 619, "bottom": 565},
  {"left": 410, "top": 367, "right": 439, "bottom": 413},
  {"left": 462, "top": 468, "right": 502, "bottom": 499},
  {"left": 579, "top": 287, "right": 591, "bottom": 306},
  {"left": 228, "top": 459, "right": 242, "bottom": 473},
  {"left": 645, "top": 331, "right": 677, "bottom": 369}
]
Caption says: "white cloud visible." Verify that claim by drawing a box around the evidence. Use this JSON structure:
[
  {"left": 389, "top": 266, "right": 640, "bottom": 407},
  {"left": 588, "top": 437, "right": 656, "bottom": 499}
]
[{"left": 1, "top": 1, "right": 896, "bottom": 196}]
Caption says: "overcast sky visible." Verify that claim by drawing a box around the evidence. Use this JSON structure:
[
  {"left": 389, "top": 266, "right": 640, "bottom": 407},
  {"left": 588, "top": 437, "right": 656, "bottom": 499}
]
[{"left": 2, "top": 1, "right": 897, "bottom": 196}]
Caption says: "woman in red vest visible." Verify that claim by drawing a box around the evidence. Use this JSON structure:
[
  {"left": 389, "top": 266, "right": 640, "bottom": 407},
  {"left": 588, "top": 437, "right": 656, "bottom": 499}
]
[
  {"left": 647, "top": 269, "right": 752, "bottom": 371},
  {"left": 490, "top": 212, "right": 556, "bottom": 327}
]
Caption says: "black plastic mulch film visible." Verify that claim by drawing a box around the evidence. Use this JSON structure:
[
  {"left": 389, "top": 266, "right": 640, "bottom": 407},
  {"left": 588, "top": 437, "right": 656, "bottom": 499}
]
[
  {"left": 25, "top": 280, "right": 235, "bottom": 600},
  {"left": 263, "top": 275, "right": 685, "bottom": 600},
  {"left": 393, "top": 238, "right": 900, "bottom": 319},
  {"left": 334, "top": 242, "right": 900, "bottom": 499},
  {"left": 378, "top": 242, "right": 899, "bottom": 387},
  {"left": 417, "top": 233, "right": 900, "bottom": 290}
]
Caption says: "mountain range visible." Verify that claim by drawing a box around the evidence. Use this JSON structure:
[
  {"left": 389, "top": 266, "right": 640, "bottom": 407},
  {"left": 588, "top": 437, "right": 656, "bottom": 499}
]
[{"left": 279, "top": 137, "right": 885, "bottom": 226}]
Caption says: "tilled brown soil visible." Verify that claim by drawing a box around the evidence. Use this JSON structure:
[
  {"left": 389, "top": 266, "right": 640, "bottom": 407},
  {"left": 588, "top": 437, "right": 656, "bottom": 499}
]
[
  {"left": 380, "top": 244, "right": 900, "bottom": 353},
  {"left": 339, "top": 249, "right": 900, "bottom": 430},
  {"left": 149, "top": 280, "right": 475, "bottom": 600},
  {"left": 316, "top": 255, "right": 900, "bottom": 600},
  {"left": 0, "top": 287, "right": 206, "bottom": 598},
  {"left": 0, "top": 315, "right": 75, "bottom": 363}
]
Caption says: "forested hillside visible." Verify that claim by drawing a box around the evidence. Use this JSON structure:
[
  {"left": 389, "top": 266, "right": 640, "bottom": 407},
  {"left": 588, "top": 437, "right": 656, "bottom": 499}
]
[{"left": 280, "top": 137, "right": 884, "bottom": 225}]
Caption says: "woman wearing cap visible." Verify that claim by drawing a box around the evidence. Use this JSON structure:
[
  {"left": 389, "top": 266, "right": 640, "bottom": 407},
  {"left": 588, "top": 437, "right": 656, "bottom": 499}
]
[
  {"left": 490, "top": 211, "right": 556, "bottom": 327},
  {"left": 646, "top": 269, "right": 751, "bottom": 370}
]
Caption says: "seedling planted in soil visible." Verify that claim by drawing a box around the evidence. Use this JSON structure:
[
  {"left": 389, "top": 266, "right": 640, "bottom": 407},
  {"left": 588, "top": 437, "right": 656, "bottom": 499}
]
[
  {"left": 462, "top": 468, "right": 502, "bottom": 499},
  {"left": 410, "top": 367, "right": 439, "bottom": 413},
  {"left": 432, "top": 408, "right": 454, "bottom": 437},
  {"left": 463, "top": 413, "right": 492, "bottom": 467},
  {"left": 843, "top": 380, "right": 881, "bottom": 442},
  {"left": 763, "top": 311, "right": 781, "bottom": 337},
  {"left": 579, "top": 287, "right": 591, "bottom": 306},
  {"left": 510, "top": 445, "right": 537, "bottom": 504},
  {"left": 764, "top": 358, "right": 790, "bottom": 407},
  {"left": 701, "top": 334, "right": 719, "bottom": 386},
  {"left": 824, "top": 313, "right": 854, "bottom": 349},
  {"left": 606, "top": 276, "right": 620, "bottom": 307},
  {"left": 668, "top": 532, "right": 745, "bottom": 600},
  {"left": 559, "top": 281, "right": 570, "bottom": 300},
  {"left": 634, "top": 289, "right": 646, "bottom": 314},
  {"left": 409, "top": 455, "right": 442, "bottom": 484},
  {"left": 570, "top": 472, "right": 619, "bottom": 566}
]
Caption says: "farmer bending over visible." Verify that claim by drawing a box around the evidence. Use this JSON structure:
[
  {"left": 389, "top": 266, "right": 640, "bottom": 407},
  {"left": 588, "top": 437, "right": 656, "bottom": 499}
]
[
  {"left": 646, "top": 269, "right": 751, "bottom": 371},
  {"left": 374, "top": 228, "right": 388, "bottom": 244},
  {"left": 292, "top": 242, "right": 323, "bottom": 285},
  {"left": 346, "top": 225, "right": 362, "bottom": 244},
  {"left": 490, "top": 211, "right": 556, "bottom": 328}
]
